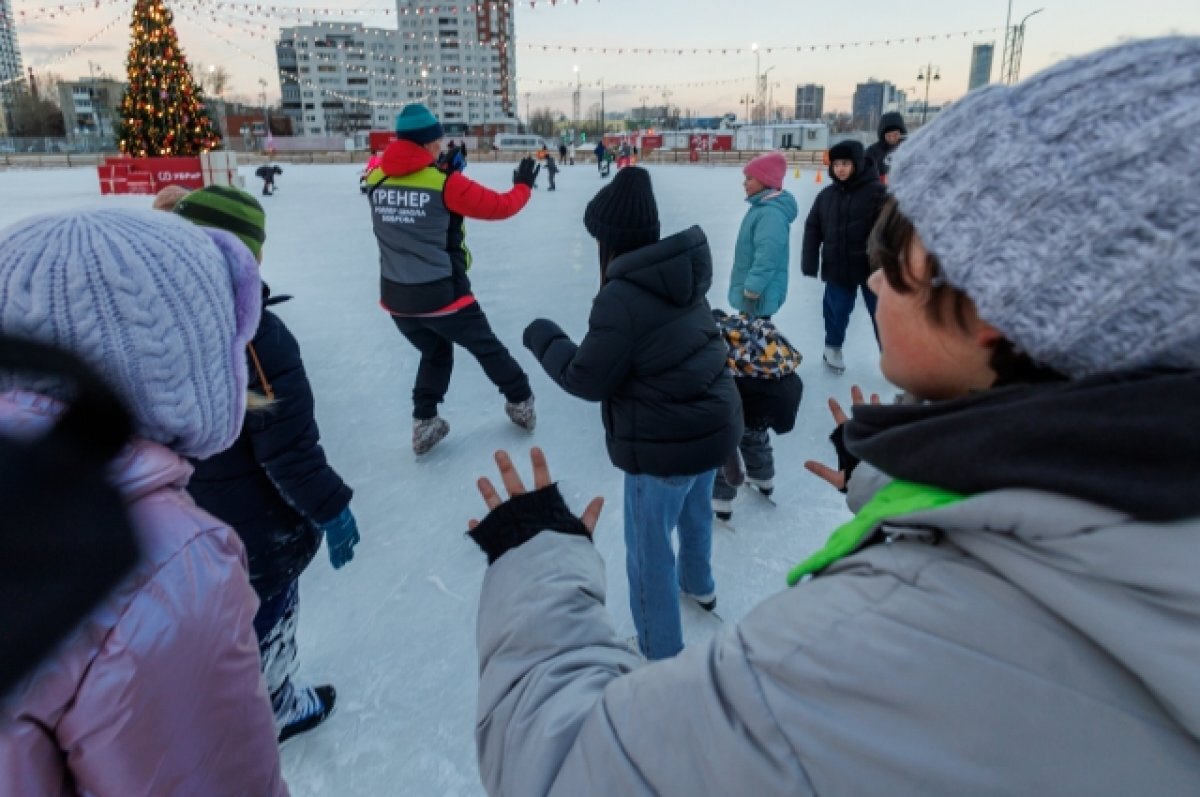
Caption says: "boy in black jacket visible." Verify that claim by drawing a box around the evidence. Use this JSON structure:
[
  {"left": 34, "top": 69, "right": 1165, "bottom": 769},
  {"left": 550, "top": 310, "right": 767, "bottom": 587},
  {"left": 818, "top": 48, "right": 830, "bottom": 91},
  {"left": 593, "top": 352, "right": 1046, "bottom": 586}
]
[
  {"left": 801, "top": 139, "right": 888, "bottom": 374},
  {"left": 523, "top": 168, "right": 742, "bottom": 660},
  {"left": 175, "top": 186, "right": 358, "bottom": 743}
]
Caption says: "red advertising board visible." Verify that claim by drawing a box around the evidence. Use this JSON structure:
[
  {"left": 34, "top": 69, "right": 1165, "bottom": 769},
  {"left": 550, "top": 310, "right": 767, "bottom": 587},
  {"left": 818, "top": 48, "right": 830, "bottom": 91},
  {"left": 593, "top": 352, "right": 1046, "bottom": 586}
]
[
  {"left": 146, "top": 157, "right": 205, "bottom": 190},
  {"left": 688, "top": 133, "right": 733, "bottom": 152},
  {"left": 369, "top": 130, "right": 397, "bottom": 153},
  {"left": 97, "top": 156, "right": 204, "bottom": 195}
]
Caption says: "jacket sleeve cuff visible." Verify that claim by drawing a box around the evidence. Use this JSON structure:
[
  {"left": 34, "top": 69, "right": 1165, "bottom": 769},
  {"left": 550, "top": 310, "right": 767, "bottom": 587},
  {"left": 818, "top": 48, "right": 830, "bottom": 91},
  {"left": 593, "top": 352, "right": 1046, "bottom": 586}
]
[{"left": 468, "top": 484, "right": 591, "bottom": 565}]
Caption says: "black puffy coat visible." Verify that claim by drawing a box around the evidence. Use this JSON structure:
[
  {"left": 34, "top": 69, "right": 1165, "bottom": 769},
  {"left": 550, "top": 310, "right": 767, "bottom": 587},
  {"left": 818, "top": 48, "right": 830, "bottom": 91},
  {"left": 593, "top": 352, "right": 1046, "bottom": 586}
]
[
  {"left": 525, "top": 226, "right": 742, "bottom": 476},
  {"left": 864, "top": 111, "right": 907, "bottom": 178},
  {"left": 802, "top": 140, "right": 889, "bottom": 286},
  {"left": 189, "top": 289, "right": 351, "bottom": 600}
]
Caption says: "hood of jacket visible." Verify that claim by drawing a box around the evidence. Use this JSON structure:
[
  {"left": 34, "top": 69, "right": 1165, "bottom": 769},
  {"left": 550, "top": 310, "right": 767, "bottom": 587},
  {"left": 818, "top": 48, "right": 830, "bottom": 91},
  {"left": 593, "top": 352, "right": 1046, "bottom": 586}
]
[
  {"left": 745, "top": 188, "right": 799, "bottom": 222},
  {"left": 843, "top": 369, "right": 1200, "bottom": 739},
  {"left": 877, "top": 111, "right": 907, "bottom": 141},
  {"left": 0, "top": 390, "right": 193, "bottom": 504},
  {"left": 828, "top": 139, "right": 881, "bottom": 187},
  {"left": 380, "top": 138, "right": 438, "bottom": 177},
  {"left": 845, "top": 369, "right": 1200, "bottom": 522},
  {"left": 605, "top": 225, "right": 712, "bottom": 308}
]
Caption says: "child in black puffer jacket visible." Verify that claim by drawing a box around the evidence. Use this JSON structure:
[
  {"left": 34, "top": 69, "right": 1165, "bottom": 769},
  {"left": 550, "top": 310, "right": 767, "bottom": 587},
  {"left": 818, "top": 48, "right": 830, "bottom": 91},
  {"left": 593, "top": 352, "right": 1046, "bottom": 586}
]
[{"left": 174, "top": 185, "right": 359, "bottom": 744}]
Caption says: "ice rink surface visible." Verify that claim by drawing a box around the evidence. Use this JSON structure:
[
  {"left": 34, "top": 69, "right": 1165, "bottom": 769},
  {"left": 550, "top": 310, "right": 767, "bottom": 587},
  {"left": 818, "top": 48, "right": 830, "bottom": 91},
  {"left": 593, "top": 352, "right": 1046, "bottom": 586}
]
[{"left": 0, "top": 161, "right": 893, "bottom": 795}]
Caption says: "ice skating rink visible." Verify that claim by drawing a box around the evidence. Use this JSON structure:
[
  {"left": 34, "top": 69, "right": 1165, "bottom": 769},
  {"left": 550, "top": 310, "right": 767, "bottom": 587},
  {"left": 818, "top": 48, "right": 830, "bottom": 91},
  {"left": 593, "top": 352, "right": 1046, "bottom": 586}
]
[{"left": 0, "top": 162, "right": 893, "bottom": 795}]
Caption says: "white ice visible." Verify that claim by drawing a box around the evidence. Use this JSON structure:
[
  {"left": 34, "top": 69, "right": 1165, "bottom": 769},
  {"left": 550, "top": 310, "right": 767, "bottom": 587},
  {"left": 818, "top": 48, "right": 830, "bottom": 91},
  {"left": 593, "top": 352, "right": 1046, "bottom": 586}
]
[{"left": 0, "top": 161, "right": 892, "bottom": 796}]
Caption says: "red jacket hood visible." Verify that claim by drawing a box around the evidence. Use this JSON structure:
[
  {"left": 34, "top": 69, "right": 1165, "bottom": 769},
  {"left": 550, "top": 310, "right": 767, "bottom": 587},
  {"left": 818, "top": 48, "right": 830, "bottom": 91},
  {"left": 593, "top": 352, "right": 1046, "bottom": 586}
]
[{"left": 381, "top": 139, "right": 437, "bottom": 177}]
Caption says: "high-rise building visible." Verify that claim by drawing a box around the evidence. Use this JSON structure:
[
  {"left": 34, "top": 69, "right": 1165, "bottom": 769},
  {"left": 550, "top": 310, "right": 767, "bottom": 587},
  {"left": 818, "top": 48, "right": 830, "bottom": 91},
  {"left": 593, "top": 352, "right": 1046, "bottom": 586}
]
[
  {"left": 969, "top": 43, "right": 995, "bottom": 92},
  {"left": 852, "top": 79, "right": 898, "bottom": 131},
  {"left": 278, "top": 24, "right": 403, "bottom": 137},
  {"left": 57, "top": 76, "right": 126, "bottom": 139},
  {"left": 0, "top": 0, "right": 26, "bottom": 137},
  {"left": 278, "top": 2, "right": 518, "bottom": 137},
  {"left": 794, "top": 84, "right": 824, "bottom": 120}
]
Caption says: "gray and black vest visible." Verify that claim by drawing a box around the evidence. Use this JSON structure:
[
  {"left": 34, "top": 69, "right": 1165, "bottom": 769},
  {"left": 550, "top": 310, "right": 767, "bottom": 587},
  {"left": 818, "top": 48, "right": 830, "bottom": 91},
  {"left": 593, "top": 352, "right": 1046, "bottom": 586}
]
[{"left": 367, "top": 165, "right": 472, "bottom": 314}]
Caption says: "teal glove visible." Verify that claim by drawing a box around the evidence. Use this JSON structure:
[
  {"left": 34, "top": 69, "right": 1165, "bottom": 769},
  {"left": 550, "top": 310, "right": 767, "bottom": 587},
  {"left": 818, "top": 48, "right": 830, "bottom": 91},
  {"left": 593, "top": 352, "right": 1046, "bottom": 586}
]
[{"left": 321, "top": 506, "right": 359, "bottom": 570}]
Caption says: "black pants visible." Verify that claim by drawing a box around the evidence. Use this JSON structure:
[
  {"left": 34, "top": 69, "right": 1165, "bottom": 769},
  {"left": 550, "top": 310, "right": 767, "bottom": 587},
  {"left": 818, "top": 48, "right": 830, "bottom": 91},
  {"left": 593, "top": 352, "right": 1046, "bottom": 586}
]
[{"left": 392, "top": 302, "right": 531, "bottom": 419}]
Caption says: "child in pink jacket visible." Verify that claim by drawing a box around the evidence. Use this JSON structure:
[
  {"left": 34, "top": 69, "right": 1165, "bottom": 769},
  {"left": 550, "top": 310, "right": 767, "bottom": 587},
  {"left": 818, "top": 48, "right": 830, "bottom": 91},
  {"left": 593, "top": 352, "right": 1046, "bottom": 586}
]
[{"left": 0, "top": 208, "right": 288, "bottom": 797}]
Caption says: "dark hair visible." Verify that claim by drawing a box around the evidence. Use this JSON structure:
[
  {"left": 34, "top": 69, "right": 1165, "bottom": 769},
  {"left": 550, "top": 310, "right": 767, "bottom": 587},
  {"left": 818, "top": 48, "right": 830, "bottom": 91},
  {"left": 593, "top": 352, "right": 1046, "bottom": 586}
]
[{"left": 868, "top": 196, "right": 1066, "bottom": 387}]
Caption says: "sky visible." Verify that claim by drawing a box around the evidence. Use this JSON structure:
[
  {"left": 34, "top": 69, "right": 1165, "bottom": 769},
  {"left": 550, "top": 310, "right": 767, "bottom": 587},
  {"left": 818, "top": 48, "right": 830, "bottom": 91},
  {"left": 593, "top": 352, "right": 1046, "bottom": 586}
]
[{"left": 10, "top": 0, "right": 1200, "bottom": 117}]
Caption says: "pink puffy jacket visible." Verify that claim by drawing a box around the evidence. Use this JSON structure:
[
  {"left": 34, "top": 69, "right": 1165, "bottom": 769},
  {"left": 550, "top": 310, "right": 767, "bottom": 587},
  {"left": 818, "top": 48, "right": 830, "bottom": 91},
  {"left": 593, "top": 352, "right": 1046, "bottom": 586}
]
[{"left": 0, "top": 392, "right": 288, "bottom": 797}]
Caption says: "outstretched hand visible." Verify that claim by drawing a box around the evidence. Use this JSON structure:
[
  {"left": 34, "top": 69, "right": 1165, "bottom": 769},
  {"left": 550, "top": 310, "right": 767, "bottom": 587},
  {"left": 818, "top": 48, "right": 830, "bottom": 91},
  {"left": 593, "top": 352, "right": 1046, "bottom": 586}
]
[
  {"left": 513, "top": 157, "right": 540, "bottom": 188},
  {"left": 803, "top": 385, "right": 880, "bottom": 491},
  {"left": 469, "top": 447, "right": 604, "bottom": 534}
]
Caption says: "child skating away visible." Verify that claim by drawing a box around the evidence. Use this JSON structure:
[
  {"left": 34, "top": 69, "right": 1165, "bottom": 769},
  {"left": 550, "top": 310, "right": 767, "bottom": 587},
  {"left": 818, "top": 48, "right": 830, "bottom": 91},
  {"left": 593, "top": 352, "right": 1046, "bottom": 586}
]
[
  {"left": 465, "top": 37, "right": 1200, "bottom": 796},
  {"left": 801, "top": 138, "right": 888, "bottom": 374},
  {"left": 0, "top": 208, "right": 286, "bottom": 796},
  {"left": 256, "top": 163, "right": 282, "bottom": 196},
  {"left": 523, "top": 167, "right": 742, "bottom": 660},
  {"left": 728, "top": 152, "right": 798, "bottom": 319},
  {"left": 545, "top": 153, "right": 559, "bottom": 191},
  {"left": 710, "top": 309, "right": 803, "bottom": 521},
  {"left": 175, "top": 185, "right": 358, "bottom": 743}
]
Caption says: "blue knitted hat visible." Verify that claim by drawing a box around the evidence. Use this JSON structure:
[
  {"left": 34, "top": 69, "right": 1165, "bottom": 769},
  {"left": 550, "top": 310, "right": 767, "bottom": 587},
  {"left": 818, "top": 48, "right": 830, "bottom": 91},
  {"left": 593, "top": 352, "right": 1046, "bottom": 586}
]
[
  {"left": 395, "top": 103, "right": 444, "bottom": 145},
  {"left": 0, "top": 208, "right": 263, "bottom": 458},
  {"left": 889, "top": 36, "right": 1200, "bottom": 378}
]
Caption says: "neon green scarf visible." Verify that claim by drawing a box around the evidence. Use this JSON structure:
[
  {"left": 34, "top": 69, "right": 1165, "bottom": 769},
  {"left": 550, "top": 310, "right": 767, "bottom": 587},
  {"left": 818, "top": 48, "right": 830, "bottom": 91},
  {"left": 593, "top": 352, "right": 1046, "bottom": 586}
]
[{"left": 787, "top": 480, "right": 967, "bottom": 586}]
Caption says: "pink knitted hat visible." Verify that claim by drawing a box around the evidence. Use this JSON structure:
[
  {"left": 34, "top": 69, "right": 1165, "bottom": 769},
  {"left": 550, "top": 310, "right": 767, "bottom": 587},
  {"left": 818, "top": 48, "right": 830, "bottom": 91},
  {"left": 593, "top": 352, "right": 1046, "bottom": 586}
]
[{"left": 743, "top": 152, "right": 787, "bottom": 190}]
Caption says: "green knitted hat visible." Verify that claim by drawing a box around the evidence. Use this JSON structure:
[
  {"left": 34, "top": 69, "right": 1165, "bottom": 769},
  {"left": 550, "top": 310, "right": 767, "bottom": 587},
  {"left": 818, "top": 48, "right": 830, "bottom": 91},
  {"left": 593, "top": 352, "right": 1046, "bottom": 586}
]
[
  {"left": 394, "top": 103, "right": 444, "bottom": 145},
  {"left": 174, "top": 185, "right": 267, "bottom": 260}
]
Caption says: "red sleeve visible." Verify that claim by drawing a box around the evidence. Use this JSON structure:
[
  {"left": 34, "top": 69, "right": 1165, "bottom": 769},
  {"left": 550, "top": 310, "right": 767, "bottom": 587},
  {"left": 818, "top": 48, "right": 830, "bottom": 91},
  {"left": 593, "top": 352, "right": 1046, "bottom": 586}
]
[{"left": 443, "top": 172, "right": 531, "bottom": 220}]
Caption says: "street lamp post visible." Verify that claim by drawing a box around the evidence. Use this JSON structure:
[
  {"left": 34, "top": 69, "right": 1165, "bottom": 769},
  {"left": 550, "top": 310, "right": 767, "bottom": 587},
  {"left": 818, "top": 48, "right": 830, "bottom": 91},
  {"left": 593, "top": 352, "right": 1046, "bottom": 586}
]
[
  {"left": 572, "top": 65, "right": 581, "bottom": 142},
  {"left": 917, "top": 64, "right": 941, "bottom": 125},
  {"left": 751, "top": 43, "right": 760, "bottom": 124}
]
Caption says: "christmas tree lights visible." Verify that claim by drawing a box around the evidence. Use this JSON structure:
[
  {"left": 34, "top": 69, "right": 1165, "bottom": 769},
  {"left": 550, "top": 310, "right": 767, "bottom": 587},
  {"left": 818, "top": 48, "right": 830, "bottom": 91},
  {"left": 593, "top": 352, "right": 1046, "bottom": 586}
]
[{"left": 118, "top": 0, "right": 221, "bottom": 157}]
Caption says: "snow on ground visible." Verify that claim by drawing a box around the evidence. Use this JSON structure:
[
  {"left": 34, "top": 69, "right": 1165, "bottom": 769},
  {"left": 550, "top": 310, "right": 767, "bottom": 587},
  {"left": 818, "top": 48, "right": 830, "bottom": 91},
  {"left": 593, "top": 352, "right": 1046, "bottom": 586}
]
[{"left": 0, "top": 161, "right": 893, "bottom": 795}]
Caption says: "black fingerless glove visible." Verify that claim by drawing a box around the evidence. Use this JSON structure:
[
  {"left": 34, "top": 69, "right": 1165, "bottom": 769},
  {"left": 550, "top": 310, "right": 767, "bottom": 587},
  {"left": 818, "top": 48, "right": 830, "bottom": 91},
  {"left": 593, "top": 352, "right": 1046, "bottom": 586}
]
[
  {"left": 468, "top": 484, "right": 591, "bottom": 565},
  {"left": 829, "top": 425, "right": 861, "bottom": 494},
  {"left": 513, "top": 157, "right": 540, "bottom": 188}
]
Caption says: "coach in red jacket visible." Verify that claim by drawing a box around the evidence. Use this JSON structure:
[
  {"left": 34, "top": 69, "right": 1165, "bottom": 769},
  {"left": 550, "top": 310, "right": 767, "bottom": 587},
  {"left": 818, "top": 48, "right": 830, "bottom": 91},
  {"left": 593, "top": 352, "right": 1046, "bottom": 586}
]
[{"left": 366, "top": 104, "right": 540, "bottom": 454}]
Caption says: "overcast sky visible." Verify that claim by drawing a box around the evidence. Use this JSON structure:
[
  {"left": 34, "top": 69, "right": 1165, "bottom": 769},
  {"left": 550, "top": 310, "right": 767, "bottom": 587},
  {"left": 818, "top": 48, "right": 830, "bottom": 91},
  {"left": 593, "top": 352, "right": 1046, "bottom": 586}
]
[{"left": 11, "top": 0, "right": 1200, "bottom": 116}]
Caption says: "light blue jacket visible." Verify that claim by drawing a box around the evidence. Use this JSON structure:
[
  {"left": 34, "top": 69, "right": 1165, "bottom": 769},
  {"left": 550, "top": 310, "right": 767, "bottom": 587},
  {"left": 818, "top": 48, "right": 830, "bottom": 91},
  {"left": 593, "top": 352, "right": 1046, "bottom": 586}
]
[{"left": 727, "top": 188, "right": 798, "bottom": 318}]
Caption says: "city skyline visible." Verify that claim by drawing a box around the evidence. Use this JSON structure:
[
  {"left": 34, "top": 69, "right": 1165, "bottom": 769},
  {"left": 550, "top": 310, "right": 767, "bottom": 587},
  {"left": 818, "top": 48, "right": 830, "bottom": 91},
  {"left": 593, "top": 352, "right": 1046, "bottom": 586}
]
[{"left": 10, "top": 0, "right": 1200, "bottom": 119}]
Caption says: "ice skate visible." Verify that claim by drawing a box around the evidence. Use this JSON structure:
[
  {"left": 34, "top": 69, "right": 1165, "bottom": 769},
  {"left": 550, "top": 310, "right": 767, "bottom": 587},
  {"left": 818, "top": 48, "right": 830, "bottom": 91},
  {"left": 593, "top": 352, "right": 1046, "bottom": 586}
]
[
  {"left": 823, "top": 346, "right": 845, "bottom": 374},
  {"left": 413, "top": 416, "right": 449, "bottom": 455},
  {"left": 712, "top": 497, "right": 733, "bottom": 522},
  {"left": 277, "top": 684, "right": 336, "bottom": 743},
  {"left": 505, "top": 396, "right": 536, "bottom": 432}
]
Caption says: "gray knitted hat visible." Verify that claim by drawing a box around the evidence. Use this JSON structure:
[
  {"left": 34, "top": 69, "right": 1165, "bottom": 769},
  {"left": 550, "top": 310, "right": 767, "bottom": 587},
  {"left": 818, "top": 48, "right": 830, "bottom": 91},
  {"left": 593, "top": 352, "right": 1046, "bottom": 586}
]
[
  {"left": 889, "top": 36, "right": 1200, "bottom": 378},
  {"left": 0, "top": 208, "right": 262, "bottom": 458}
]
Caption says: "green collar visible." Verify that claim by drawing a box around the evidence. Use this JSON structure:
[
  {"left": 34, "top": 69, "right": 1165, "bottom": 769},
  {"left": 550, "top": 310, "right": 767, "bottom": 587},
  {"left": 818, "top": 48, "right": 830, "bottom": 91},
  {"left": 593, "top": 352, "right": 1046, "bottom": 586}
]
[{"left": 787, "top": 480, "right": 967, "bottom": 586}]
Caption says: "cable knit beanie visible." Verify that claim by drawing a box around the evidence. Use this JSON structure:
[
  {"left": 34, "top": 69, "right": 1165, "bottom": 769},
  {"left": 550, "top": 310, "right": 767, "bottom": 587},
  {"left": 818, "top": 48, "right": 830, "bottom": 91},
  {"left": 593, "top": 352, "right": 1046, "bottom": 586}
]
[
  {"left": 743, "top": 152, "right": 788, "bottom": 190},
  {"left": 584, "top": 166, "right": 660, "bottom": 257},
  {"left": 0, "top": 208, "right": 262, "bottom": 458},
  {"left": 888, "top": 36, "right": 1200, "bottom": 378}
]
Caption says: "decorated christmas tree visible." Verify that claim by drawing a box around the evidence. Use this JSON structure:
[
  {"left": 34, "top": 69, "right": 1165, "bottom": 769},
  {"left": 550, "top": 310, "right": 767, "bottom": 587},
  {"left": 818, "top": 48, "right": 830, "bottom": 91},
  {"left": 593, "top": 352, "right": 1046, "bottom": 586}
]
[{"left": 118, "top": 0, "right": 221, "bottom": 157}]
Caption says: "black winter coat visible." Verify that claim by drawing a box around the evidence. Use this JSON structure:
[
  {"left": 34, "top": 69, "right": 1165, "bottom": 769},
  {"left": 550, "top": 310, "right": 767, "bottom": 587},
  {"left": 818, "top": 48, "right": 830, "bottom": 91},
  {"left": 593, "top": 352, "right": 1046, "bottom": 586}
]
[
  {"left": 802, "top": 150, "right": 888, "bottom": 286},
  {"left": 525, "top": 226, "right": 743, "bottom": 476},
  {"left": 864, "top": 111, "right": 907, "bottom": 178},
  {"left": 189, "top": 290, "right": 352, "bottom": 600}
]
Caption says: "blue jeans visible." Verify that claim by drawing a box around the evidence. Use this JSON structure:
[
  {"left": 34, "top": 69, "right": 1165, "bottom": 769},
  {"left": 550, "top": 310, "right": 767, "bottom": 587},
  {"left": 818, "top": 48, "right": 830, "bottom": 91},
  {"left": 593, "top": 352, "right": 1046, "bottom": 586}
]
[
  {"left": 624, "top": 470, "right": 717, "bottom": 660},
  {"left": 823, "top": 280, "right": 879, "bottom": 348}
]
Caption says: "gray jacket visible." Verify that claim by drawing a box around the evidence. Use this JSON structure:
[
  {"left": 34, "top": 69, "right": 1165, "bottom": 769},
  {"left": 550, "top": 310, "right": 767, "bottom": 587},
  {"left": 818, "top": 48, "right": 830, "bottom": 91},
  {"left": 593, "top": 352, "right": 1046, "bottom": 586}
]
[{"left": 476, "top": 479, "right": 1200, "bottom": 795}]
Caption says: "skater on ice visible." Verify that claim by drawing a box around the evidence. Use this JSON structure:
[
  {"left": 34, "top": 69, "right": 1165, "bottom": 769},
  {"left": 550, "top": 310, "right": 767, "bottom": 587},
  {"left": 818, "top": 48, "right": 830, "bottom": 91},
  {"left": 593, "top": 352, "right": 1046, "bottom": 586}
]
[
  {"left": 176, "top": 185, "right": 359, "bottom": 743},
  {"left": 0, "top": 208, "right": 287, "bottom": 796},
  {"left": 365, "top": 104, "right": 540, "bottom": 455},
  {"left": 522, "top": 166, "right": 742, "bottom": 660},
  {"left": 728, "top": 151, "right": 797, "bottom": 320},
  {"left": 802, "top": 138, "right": 888, "bottom": 374}
]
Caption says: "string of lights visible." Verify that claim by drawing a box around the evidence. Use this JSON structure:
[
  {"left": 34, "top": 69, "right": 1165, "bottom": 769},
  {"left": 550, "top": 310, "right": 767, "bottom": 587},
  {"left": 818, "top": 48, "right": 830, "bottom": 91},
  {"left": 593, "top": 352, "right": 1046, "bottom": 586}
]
[{"left": 0, "top": 10, "right": 127, "bottom": 87}]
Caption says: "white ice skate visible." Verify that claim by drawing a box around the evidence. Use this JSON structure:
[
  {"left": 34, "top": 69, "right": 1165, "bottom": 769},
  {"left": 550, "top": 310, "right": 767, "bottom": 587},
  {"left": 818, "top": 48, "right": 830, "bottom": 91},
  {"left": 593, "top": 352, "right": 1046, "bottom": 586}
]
[{"left": 823, "top": 346, "right": 846, "bottom": 374}]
